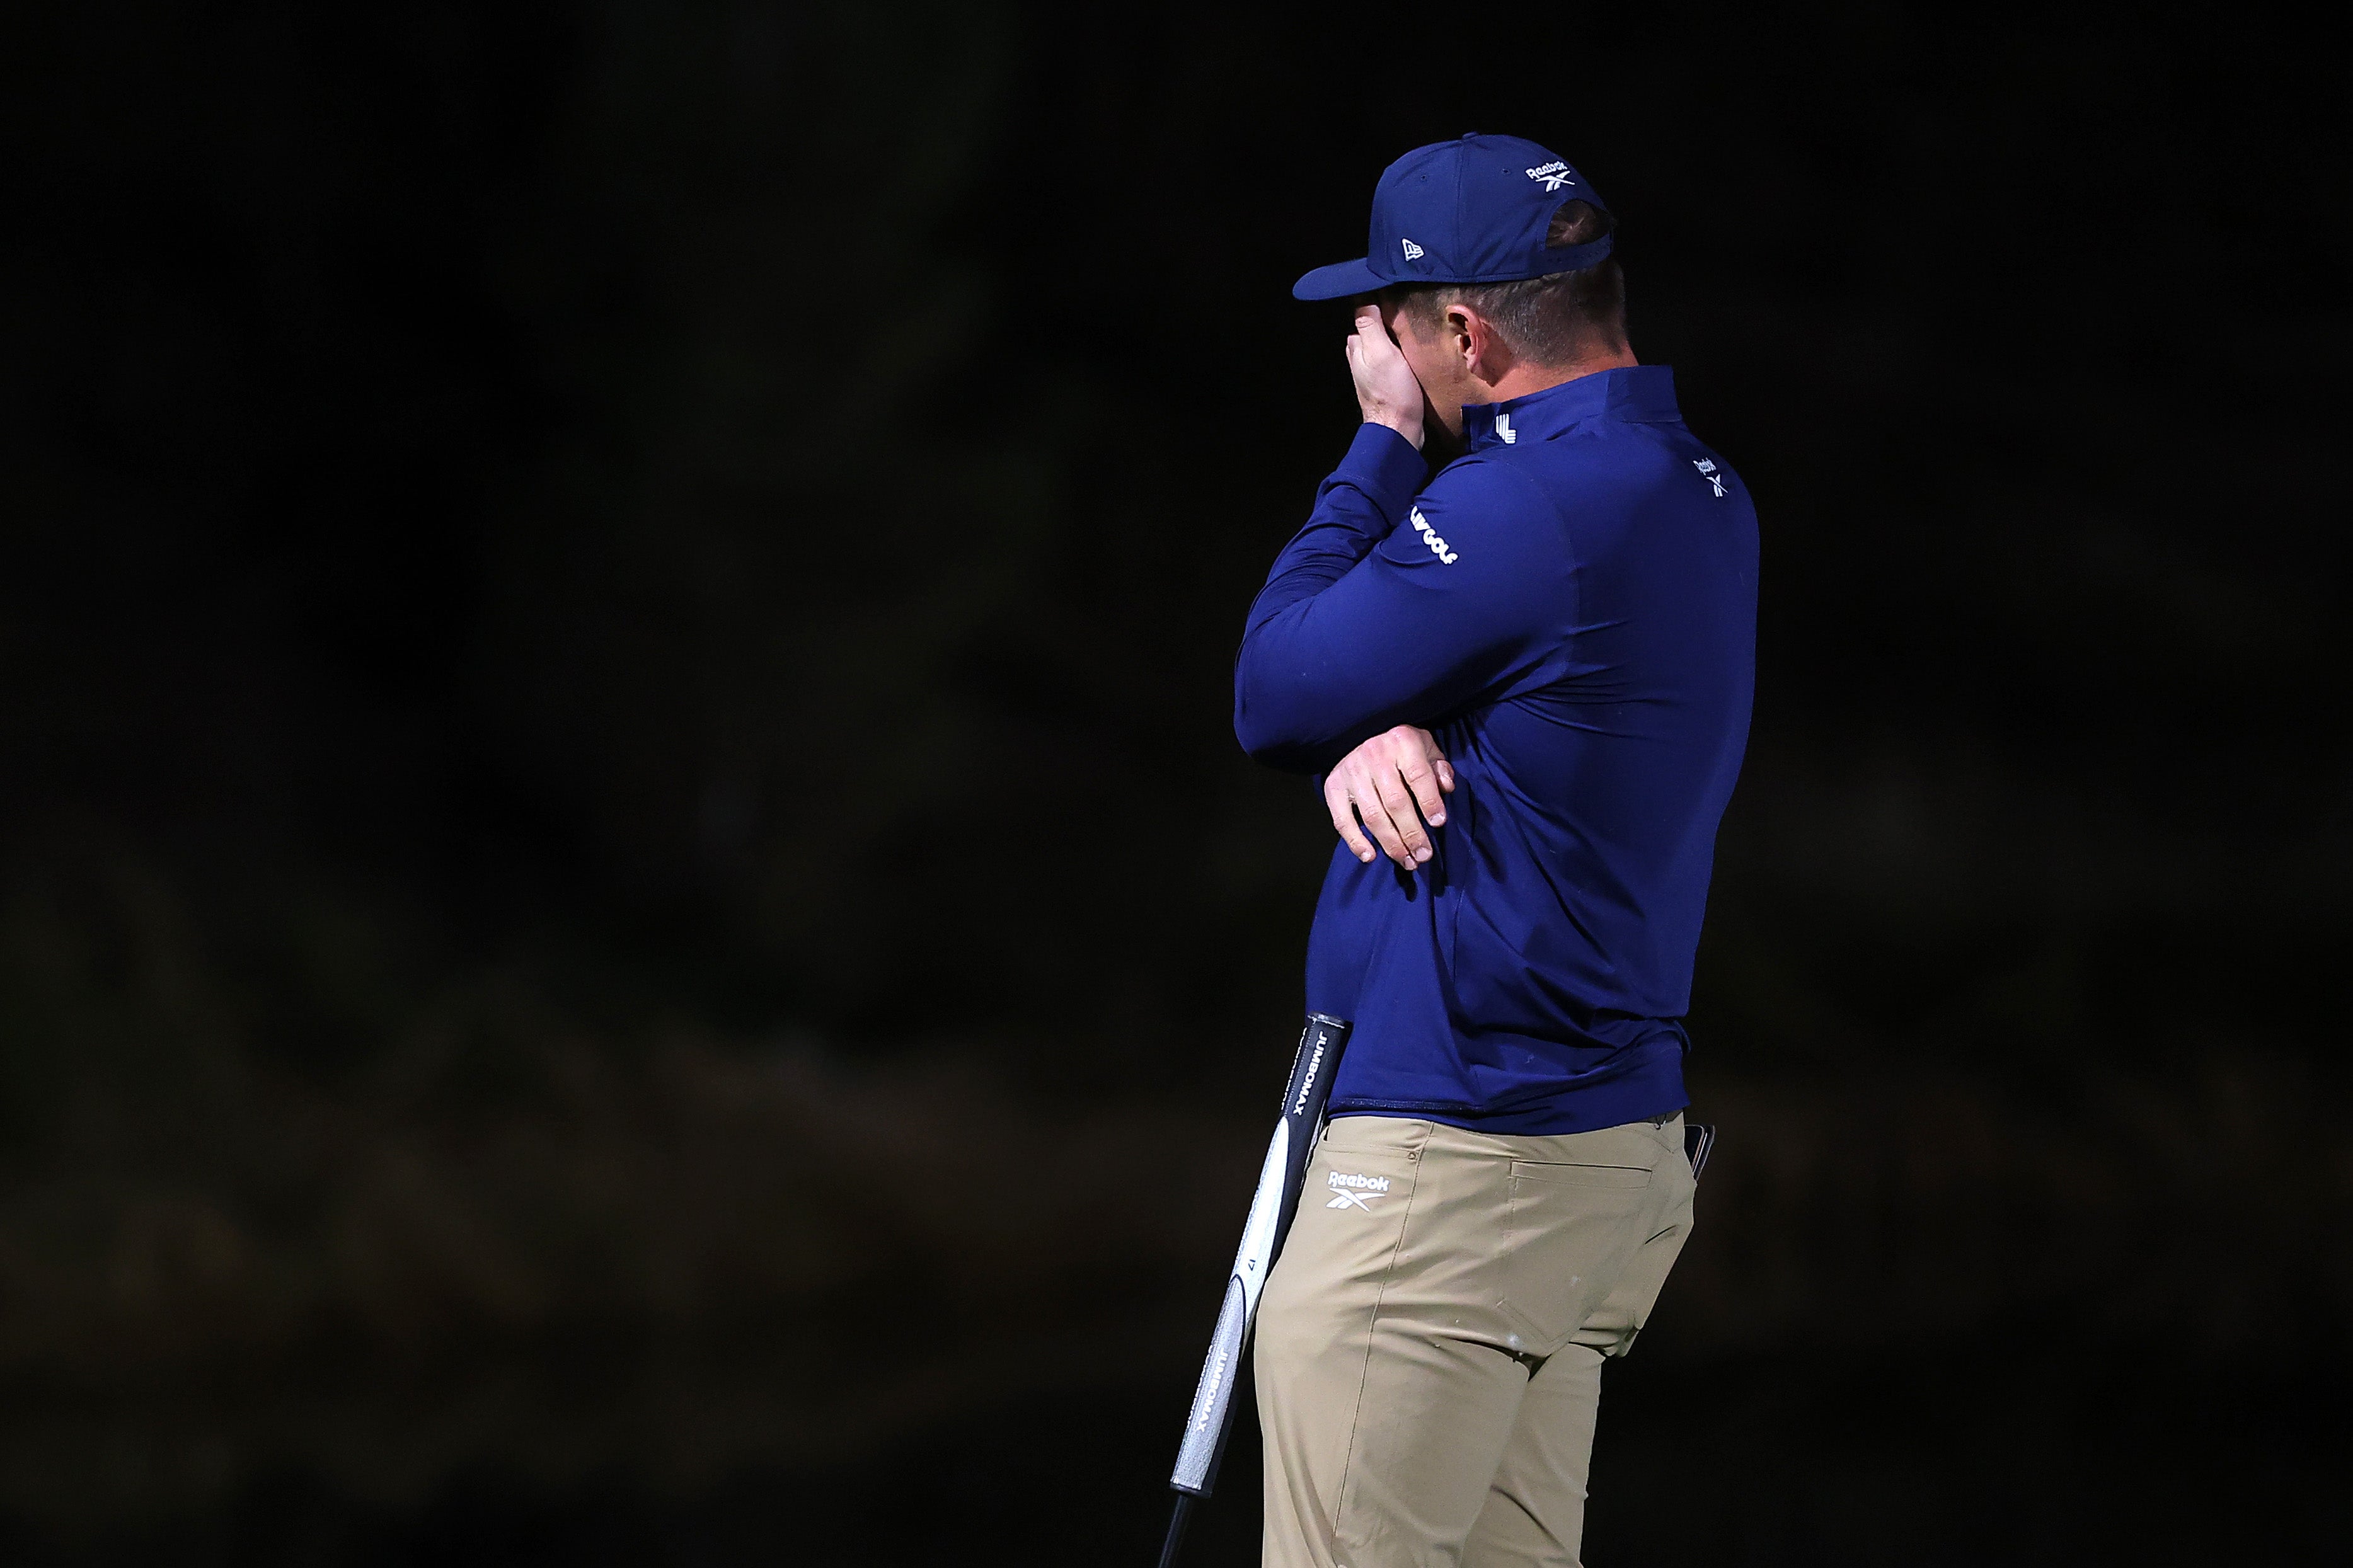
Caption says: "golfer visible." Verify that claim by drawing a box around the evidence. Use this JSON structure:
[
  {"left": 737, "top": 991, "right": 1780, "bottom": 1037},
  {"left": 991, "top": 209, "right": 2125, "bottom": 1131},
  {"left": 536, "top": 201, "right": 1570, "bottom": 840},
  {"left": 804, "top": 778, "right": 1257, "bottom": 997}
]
[{"left": 1236, "top": 134, "right": 1758, "bottom": 1567}]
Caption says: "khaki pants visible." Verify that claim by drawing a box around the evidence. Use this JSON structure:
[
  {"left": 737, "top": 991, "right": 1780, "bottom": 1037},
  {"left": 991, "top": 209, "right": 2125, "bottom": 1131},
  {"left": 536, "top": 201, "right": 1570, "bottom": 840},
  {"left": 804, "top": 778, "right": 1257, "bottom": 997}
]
[{"left": 1256, "top": 1114, "right": 1696, "bottom": 1568}]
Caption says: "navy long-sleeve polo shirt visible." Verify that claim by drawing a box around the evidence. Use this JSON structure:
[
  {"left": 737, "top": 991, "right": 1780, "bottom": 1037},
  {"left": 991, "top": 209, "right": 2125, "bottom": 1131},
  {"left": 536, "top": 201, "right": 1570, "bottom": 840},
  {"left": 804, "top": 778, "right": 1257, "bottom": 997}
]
[{"left": 1235, "top": 365, "right": 1757, "bottom": 1134}]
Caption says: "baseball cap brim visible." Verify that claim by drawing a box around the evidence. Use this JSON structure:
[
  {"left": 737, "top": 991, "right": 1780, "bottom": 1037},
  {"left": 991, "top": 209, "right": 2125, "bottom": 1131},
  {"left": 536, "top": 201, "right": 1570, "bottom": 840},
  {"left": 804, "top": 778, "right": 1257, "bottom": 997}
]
[{"left": 1292, "top": 257, "right": 1385, "bottom": 301}]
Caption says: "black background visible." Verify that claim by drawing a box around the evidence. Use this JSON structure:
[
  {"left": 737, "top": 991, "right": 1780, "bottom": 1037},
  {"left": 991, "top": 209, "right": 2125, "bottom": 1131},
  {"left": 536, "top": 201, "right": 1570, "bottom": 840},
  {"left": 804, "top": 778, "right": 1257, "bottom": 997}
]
[{"left": 2, "top": 1, "right": 2347, "bottom": 1562}]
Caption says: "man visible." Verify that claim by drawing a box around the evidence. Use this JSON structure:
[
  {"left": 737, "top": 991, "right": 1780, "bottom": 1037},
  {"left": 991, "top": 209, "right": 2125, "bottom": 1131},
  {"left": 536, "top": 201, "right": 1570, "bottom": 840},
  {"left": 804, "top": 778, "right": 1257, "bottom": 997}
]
[{"left": 1236, "top": 134, "right": 1758, "bottom": 1568}]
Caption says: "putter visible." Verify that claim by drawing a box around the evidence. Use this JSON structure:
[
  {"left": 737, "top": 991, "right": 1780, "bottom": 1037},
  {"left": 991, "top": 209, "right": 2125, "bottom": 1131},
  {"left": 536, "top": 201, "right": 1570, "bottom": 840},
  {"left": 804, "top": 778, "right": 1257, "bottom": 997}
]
[{"left": 1156, "top": 1012, "right": 1352, "bottom": 1568}]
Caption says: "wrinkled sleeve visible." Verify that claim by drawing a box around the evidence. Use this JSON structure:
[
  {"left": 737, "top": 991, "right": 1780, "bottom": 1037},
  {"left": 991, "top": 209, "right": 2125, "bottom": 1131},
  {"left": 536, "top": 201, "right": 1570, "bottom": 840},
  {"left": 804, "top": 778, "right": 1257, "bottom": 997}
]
[{"left": 1234, "top": 437, "right": 1570, "bottom": 774}]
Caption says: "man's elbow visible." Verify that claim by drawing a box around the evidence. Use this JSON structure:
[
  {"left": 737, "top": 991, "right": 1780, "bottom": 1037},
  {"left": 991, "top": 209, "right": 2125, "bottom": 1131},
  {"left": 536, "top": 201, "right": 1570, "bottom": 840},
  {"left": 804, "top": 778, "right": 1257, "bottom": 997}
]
[
  {"left": 1234, "top": 695, "right": 1338, "bottom": 775},
  {"left": 1233, "top": 639, "right": 1356, "bottom": 772}
]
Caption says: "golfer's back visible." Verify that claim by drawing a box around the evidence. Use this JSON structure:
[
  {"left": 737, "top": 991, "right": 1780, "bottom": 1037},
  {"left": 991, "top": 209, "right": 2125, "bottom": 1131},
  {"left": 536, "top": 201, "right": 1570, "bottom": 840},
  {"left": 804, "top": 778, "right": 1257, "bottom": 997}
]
[{"left": 1439, "top": 371, "right": 1756, "bottom": 1066}]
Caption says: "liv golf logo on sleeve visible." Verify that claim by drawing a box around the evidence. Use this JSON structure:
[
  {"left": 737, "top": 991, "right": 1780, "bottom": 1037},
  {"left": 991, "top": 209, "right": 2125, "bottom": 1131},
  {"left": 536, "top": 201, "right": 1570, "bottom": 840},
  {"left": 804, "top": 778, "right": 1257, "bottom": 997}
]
[{"left": 1408, "top": 507, "right": 1458, "bottom": 564}]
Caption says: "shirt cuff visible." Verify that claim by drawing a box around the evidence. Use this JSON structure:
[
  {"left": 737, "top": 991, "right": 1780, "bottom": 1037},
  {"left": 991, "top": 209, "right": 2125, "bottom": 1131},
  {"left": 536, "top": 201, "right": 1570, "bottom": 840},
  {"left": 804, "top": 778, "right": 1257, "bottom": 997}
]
[{"left": 1330, "top": 422, "right": 1428, "bottom": 527}]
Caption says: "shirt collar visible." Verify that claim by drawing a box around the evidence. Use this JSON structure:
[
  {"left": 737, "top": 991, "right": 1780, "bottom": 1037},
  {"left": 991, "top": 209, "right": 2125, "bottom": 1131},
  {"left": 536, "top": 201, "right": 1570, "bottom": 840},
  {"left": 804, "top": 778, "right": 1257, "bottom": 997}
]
[{"left": 1459, "top": 364, "right": 1681, "bottom": 453}]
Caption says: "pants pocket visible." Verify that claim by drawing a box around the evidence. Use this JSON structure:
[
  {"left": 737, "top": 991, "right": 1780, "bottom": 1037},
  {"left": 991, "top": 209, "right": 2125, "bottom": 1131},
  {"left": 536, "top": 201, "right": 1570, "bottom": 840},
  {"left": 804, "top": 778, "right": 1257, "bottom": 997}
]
[
  {"left": 1262, "top": 1145, "right": 1423, "bottom": 1347},
  {"left": 1499, "top": 1159, "right": 1655, "bottom": 1348}
]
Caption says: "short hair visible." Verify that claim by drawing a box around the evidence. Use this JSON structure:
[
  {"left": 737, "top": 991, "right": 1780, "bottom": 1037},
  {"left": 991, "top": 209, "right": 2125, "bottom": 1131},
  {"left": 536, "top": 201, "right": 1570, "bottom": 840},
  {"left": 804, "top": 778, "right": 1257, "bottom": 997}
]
[{"left": 1383, "top": 200, "right": 1626, "bottom": 367}]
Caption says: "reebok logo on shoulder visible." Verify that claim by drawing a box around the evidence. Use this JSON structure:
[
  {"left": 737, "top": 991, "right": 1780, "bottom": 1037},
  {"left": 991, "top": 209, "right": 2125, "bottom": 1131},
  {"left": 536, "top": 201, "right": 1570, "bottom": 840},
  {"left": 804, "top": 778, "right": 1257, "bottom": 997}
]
[
  {"left": 1408, "top": 506, "right": 1458, "bottom": 564},
  {"left": 1325, "top": 1170, "right": 1391, "bottom": 1210},
  {"left": 1693, "top": 458, "right": 1727, "bottom": 498}
]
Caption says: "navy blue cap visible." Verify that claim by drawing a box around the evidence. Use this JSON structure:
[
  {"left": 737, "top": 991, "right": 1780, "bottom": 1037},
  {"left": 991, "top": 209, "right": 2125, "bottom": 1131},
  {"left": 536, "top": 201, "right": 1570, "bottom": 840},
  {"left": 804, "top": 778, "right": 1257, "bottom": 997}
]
[{"left": 1293, "top": 132, "right": 1613, "bottom": 301}]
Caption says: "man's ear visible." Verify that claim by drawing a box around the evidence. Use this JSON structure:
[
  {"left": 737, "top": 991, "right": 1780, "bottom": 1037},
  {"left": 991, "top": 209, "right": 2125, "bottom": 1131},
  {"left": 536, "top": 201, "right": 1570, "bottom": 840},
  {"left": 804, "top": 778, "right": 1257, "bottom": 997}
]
[
  {"left": 1446, "top": 303, "right": 1508, "bottom": 383},
  {"left": 1442, "top": 302, "right": 1477, "bottom": 366}
]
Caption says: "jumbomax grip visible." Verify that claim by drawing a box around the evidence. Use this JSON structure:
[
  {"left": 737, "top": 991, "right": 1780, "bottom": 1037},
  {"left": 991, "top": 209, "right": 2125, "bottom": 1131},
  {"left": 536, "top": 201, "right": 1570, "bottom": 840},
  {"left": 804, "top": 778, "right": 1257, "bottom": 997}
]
[{"left": 1167, "top": 1012, "right": 1352, "bottom": 1501}]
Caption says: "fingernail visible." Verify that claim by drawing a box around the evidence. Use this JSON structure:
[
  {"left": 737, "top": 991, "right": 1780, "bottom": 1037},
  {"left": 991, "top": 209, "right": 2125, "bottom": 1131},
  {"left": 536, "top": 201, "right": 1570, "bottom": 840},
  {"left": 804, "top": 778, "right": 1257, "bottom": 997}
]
[
  {"left": 1360, "top": 850, "right": 1375, "bottom": 862},
  {"left": 1429, "top": 813, "right": 1446, "bottom": 825},
  {"left": 1415, "top": 847, "right": 1432, "bottom": 864}
]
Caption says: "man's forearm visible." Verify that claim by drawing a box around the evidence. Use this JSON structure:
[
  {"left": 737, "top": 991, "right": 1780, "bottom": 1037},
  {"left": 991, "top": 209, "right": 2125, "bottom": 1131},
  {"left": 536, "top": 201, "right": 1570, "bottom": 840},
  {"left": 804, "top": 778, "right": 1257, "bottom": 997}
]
[
  {"left": 1243, "top": 424, "right": 1425, "bottom": 635},
  {"left": 1233, "top": 426, "right": 1428, "bottom": 770}
]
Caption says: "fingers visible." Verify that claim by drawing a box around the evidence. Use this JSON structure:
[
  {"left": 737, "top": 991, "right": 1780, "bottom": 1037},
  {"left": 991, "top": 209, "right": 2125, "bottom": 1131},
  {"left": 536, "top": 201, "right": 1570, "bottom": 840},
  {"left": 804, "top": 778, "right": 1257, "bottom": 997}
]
[
  {"left": 1324, "top": 773, "right": 1379, "bottom": 864},
  {"left": 1366, "top": 724, "right": 1448, "bottom": 828},
  {"left": 1397, "top": 749, "right": 1447, "bottom": 828},
  {"left": 1328, "top": 755, "right": 1418, "bottom": 868},
  {"left": 1344, "top": 306, "right": 1427, "bottom": 448},
  {"left": 1352, "top": 306, "right": 1403, "bottom": 370},
  {"left": 1326, "top": 726, "right": 1459, "bottom": 871},
  {"left": 1369, "top": 764, "right": 1432, "bottom": 866},
  {"left": 1382, "top": 723, "right": 1447, "bottom": 826},
  {"left": 1417, "top": 728, "right": 1456, "bottom": 793}
]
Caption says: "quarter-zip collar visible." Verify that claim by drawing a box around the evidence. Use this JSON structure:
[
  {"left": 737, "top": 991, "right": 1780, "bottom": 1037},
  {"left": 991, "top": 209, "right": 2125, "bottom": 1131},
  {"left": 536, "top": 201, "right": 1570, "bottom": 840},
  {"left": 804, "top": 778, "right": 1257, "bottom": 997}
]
[{"left": 1460, "top": 363, "right": 1681, "bottom": 454}]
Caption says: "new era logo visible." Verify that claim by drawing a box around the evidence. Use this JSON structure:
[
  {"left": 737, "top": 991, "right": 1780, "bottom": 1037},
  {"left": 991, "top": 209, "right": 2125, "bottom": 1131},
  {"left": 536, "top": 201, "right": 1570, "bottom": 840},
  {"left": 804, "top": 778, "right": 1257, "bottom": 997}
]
[{"left": 1401, "top": 237, "right": 1425, "bottom": 261}]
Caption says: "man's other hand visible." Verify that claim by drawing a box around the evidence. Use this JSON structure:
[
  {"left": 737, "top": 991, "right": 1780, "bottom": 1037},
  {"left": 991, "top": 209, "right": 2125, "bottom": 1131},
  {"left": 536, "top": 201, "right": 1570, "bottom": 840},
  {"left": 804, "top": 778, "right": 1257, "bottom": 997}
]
[
  {"left": 1325, "top": 725, "right": 1455, "bottom": 869},
  {"left": 1348, "top": 304, "right": 1427, "bottom": 449}
]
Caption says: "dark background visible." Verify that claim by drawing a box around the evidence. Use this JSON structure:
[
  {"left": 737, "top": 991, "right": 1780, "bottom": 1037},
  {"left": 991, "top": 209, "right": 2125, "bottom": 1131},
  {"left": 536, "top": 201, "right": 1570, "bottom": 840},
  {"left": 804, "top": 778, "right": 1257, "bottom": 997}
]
[{"left": 3, "top": 1, "right": 2347, "bottom": 1562}]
